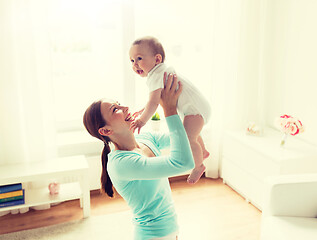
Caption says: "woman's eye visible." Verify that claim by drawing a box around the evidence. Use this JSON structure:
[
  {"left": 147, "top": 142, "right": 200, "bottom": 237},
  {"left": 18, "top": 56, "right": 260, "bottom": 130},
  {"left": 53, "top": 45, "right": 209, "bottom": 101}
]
[
  {"left": 131, "top": 59, "right": 134, "bottom": 63},
  {"left": 137, "top": 57, "right": 142, "bottom": 61}
]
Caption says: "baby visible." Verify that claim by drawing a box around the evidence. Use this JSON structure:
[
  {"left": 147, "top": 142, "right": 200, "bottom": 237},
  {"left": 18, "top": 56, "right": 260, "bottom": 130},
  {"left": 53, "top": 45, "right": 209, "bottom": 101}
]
[{"left": 129, "top": 36, "right": 211, "bottom": 184}]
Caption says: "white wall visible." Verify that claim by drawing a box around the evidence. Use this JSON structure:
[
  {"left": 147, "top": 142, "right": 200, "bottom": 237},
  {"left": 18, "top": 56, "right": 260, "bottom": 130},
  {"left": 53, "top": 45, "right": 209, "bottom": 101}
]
[
  {"left": 219, "top": 0, "right": 264, "bottom": 131},
  {"left": 222, "top": 0, "right": 317, "bottom": 147},
  {"left": 133, "top": 0, "right": 214, "bottom": 117},
  {"left": 263, "top": 0, "right": 317, "bottom": 146}
]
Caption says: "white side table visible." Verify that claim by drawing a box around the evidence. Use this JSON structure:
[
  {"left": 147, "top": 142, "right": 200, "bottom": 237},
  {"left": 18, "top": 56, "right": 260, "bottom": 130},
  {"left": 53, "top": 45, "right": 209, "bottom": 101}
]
[
  {"left": 222, "top": 128, "right": 317, "bottom": 210},
  {"left": 0, "top": 155, "right": 90, "bottom": 218}
]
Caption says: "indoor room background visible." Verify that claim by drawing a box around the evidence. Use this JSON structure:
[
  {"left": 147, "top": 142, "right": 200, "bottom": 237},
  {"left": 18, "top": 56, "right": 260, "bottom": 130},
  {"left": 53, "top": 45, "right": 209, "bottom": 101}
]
[{"left": 1, "top": 0, "right": 317, "bottom": 190}]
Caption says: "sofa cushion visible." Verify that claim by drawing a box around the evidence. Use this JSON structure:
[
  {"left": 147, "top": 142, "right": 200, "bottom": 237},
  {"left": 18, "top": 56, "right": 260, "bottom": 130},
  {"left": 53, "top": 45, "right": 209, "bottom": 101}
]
[
  {"left": 267, "top": 178, "right": 317, "bottom": 217},
  {"left": 261, "top": 216, "right": 317, "bottom": 240}
]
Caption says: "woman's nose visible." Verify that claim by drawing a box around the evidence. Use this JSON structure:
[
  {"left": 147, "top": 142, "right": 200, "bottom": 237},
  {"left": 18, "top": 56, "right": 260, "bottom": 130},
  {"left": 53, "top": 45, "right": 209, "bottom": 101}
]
[{"left": 121, "top": 106, "right": 129, "bottom": 112}]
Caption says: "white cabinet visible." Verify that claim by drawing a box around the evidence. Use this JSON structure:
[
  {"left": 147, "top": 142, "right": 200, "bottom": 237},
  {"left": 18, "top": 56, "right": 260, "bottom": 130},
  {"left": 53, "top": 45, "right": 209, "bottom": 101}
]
[
  {"left": 0, "top": 156, "right": 90, "bottom": 218},
  {"left": 222, "top": 128, "right": 317, "bottom": 210}
]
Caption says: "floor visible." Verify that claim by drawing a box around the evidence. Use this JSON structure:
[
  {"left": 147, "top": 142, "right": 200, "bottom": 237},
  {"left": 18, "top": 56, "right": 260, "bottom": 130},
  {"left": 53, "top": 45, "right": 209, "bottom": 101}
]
[{"left": 0, "top": 177, "right": 262, "bottom": 239}]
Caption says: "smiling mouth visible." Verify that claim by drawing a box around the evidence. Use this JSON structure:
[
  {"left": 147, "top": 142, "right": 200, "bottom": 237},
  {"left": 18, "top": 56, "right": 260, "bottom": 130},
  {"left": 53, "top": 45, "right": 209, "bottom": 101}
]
[
  {"left": 136, "top": 70, "right": 144, "bottom": 75},
  {"left": 125, "top": 113, "right": 135, "bottom": 122}
]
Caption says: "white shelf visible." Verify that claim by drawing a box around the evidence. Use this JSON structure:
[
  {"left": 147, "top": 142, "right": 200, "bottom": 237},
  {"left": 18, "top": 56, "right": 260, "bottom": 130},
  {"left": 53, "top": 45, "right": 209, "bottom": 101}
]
[
  {"left": 0, "top": 156, "right": 89, "bottom": 185},
  {"left": 0, "top": 183, "right": 82, "bottom": 212},
  {"left": 0, "top": 156, "right": 90, "bottom": 218}
]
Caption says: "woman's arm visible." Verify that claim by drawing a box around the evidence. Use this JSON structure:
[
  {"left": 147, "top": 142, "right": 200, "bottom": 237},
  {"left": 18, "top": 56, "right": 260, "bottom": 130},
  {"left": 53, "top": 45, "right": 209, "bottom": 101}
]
[
  {"left": 109, "top": 73, "right": 195, "bottom": 180},
  {"left": 159, "top": 73, "right": 179, "bottom": 117},
  {"left": 110, "top": 115, "right": 194, "bottom": 180}
]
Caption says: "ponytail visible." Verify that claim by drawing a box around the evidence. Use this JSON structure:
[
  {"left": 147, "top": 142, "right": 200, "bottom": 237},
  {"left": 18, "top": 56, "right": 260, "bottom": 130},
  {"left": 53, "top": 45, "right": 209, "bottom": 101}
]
[
  {"left": 101, "top": 142, "right": 114, "bottom": 197},
  {"left": 83, "top": 100, "right": 115, "bottom": 198}
]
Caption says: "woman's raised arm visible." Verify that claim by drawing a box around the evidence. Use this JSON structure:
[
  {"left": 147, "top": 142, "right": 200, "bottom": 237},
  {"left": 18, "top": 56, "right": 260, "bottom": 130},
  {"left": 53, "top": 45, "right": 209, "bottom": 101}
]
[
  {"left": 160, "top": 73, "right": 182, "bottom": 117},
  {"left": 109, "top": 73, "right": 194, "bottom": 180}
]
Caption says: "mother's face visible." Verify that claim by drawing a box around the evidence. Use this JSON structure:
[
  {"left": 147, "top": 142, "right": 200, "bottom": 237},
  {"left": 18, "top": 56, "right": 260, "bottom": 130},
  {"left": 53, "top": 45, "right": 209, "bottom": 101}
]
[{"left": 98, "top": 100, "right": 134, "bottom": 136}]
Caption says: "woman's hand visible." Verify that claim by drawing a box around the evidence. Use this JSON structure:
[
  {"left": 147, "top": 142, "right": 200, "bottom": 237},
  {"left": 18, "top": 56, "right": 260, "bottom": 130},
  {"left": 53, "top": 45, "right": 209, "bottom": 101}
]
[{"left": 160, "top": 73, "right": 182, "bottom": 117}]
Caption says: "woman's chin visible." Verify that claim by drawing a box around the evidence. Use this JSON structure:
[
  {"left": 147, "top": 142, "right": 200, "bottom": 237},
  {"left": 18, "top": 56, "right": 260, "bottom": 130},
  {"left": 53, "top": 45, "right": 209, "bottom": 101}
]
[{"left": 125, "top": 121, "right": 133, "bottom": 129}]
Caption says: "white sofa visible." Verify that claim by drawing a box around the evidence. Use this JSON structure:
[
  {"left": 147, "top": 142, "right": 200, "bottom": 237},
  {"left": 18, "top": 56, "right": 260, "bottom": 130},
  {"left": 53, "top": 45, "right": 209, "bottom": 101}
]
[{"left": 260, "top": 173, "right": 317, "bottom": 240}]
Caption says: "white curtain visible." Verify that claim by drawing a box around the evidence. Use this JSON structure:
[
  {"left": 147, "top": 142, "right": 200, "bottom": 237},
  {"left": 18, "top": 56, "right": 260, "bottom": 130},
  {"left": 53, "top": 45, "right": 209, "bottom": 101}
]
[
  {"left": 0, "top": 0, "right": 57, "bottom": 215},
  {"left": 205, "top": 0, "right": 243, "bottom": 178},
  {"left": 0, "top": 0, "right": 56, "bottom": 165},
  {"left": 133, "top": 0, "right": 220, "bottom": 178}
]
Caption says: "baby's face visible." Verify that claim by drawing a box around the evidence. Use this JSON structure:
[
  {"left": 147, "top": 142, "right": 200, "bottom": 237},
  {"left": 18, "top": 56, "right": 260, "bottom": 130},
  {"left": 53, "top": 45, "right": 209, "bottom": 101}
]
[{"left": 129, "top": 43, "right": 158, "bottom": 77}]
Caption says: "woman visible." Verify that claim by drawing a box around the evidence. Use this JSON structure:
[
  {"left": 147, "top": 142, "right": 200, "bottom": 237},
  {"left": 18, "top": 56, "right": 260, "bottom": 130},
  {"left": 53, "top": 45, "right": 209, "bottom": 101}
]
[{"left": 83, "top": 73, "right": 194, "bottom": 240}]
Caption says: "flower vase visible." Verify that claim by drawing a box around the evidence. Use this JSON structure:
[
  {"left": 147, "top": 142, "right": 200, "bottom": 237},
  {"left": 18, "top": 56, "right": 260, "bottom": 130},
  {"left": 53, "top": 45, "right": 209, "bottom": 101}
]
[
  {"left": 280, "top": 133, "right": 288, "bottom": 147},
  {"left": 151, "top": 120, "right": 161, "bottom": 132}
]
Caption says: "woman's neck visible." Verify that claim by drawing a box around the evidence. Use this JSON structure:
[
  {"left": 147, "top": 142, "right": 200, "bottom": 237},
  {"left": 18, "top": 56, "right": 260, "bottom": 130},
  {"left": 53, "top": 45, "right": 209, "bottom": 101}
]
[{"left": 112, "top": 132, "right": 139, "bottom": 151}]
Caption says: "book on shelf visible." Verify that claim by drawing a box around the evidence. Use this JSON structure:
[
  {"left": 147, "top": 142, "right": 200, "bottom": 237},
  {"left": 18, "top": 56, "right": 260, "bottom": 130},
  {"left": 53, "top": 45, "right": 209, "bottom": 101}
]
[
  {"left": 0, "top": 194, "right": 24, "bottom": 203},
  {"left": 0, "top": 189, "right": 24, "bottom": 199},
  {"left": 0, "top": 183, "right": 22, "bottom": 194},
  {"left": 0, "top": 198, "right": 25, "bottom": 208},
  {"left": 0, "top": 189, "right": 25, "bottom": 208}
]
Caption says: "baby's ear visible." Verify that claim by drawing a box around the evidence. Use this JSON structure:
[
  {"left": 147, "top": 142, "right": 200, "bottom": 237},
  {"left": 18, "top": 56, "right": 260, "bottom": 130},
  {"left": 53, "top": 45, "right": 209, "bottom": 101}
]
[{"left": 155, "top": 54, "right": 163, "bottom": 64}]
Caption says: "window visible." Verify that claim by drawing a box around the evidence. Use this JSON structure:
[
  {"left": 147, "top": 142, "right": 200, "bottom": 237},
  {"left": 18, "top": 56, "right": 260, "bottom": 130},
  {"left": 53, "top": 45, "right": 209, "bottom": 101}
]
[
  {"left": 48, "top": 0, "right": 214, "bottom": 132},
  {"left": 48, "top": 0, "right": 128, "bottom": 131},
  {"left": 134, "top": 0, "right": 214, "bottom": 114}
]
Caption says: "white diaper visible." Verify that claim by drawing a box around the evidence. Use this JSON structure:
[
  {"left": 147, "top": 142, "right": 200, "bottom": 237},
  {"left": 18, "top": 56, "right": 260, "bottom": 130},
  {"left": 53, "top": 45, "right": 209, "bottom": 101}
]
[
  {"left": 175, "top": 75, "right": 211, "bottom": 125},
  {"left": 180, "top": 103, "right": 211, "bottom": 124}
]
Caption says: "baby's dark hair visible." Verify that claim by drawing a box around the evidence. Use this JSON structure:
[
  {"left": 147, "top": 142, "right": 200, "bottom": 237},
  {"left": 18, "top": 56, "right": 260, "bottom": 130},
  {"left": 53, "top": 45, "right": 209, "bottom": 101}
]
[{"left": 132, "top": 36, "right": 165, "bottom": 63}]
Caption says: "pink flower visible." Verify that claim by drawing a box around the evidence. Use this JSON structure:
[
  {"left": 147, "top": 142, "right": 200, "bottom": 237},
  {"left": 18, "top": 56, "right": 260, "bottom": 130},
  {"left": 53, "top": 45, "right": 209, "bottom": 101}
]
[{"left": 276, "top": 115, "right": 304, "bottom": 136}]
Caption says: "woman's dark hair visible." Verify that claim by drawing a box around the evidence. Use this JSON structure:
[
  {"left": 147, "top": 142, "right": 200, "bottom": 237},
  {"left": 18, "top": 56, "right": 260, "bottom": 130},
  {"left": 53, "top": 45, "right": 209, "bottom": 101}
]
[{"left": 83, "top": 100, "right": 114, "bottom": 197}]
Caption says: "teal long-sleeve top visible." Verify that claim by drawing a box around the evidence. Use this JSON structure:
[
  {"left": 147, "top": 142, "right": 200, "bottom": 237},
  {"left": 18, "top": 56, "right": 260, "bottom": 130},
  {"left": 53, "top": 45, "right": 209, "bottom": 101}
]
[{"left": 107, "top": 115, "right": 194, "bottom": 240}]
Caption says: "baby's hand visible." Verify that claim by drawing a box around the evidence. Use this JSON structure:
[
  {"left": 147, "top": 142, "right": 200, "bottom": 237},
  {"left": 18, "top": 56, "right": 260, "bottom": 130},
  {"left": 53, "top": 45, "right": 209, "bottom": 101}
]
[
  {"left": 132, "top": 109, "right": 144, "bottom": 119},
  {"left": 130, "top": 118, "right": 146, "bottom": 134}
]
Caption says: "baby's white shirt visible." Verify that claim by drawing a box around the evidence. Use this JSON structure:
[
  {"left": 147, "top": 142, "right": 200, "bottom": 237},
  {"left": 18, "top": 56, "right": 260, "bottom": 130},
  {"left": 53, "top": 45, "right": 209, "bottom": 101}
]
[
  {"left": 146, "top": 63, "right": 211, "bottom": 124},
  {"left": 146, "top": 63, "right": 175, "bottom": 92}
]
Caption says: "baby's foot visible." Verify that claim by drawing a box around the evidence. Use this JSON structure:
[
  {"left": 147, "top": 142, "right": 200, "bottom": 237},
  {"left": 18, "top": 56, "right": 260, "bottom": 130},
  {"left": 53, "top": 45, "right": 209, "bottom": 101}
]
[
  {"left": 203, "top": 150, "right": 210, "bottom": 159},
  {"left": 187, "top": 164, "right": 206, "bottom": 184}
]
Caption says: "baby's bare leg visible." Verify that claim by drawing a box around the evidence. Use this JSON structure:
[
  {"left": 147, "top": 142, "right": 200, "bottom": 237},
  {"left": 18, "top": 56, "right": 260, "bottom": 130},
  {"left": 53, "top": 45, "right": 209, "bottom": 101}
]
[
  {"left": 183, "top": 115, "right": 205, "bottom": 184},
  {"left": 197, "top": 135, "right": 210, "bottom": 159}
]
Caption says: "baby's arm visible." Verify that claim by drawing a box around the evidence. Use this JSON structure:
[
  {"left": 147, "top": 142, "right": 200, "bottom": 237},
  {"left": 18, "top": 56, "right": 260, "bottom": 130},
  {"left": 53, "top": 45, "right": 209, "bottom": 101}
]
[
  {"left": 130, "top": 88, "right": 162, "bottom": 133},
  {"left": 140, "top": 88, "right": 162, "bottom": 123},
  {"left": 132, "top": 108, "right": 144, "bottom": 119}
]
